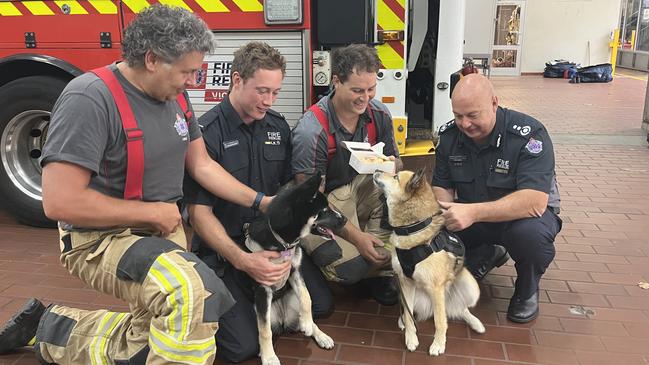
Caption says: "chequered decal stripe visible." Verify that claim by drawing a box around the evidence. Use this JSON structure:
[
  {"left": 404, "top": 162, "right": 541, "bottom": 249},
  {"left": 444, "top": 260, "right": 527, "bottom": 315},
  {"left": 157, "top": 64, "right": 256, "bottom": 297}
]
[
  {"left": 0, "top": 0, "right": 263, "bottom": 16},
  {"left": 376, "top": 0, "right": 406, "bottom": 69}
]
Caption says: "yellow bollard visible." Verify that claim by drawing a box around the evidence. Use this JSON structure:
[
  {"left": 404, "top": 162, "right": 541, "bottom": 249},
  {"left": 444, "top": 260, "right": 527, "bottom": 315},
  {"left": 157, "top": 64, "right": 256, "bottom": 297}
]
[
  {"left": 631, "top": 30, "right": 637, "bottom": 50},
  {"left": 609, "top": 28, "right": 620, "bottom": 76}
]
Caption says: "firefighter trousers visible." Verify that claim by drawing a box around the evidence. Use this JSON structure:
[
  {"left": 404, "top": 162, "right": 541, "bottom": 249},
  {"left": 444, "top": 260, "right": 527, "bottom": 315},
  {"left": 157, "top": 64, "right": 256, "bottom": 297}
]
[
  {"left": 301, "top": 174, "right": 392, "bottom": 283},
  {"left": 35, "top": 227, "right": 235, "bottom": 365}
]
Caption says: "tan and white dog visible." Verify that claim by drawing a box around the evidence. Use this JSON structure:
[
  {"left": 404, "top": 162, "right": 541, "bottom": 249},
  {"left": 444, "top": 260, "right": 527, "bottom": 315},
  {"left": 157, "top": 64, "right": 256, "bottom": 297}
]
[{"left": 373, "top": 169, "right": 485, "bottom": 356}]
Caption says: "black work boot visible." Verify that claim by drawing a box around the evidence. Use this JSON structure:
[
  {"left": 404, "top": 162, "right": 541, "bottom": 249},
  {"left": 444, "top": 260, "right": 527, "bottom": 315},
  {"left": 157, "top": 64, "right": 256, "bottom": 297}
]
[
  {"left": 0, "top": 298, "right": 46, "bottom": 354},
  {"left": 466, "top": 245, "right": 510, "bottom": 281},
  {"left": 367, "top": 276, "right": 399, "bottom": 306}
]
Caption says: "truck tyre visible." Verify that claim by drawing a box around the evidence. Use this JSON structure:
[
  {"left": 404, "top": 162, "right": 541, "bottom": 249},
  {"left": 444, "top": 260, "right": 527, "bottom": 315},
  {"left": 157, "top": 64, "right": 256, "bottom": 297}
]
[{"left": 0, "top": 76, "right": 69, "bottom": 227}]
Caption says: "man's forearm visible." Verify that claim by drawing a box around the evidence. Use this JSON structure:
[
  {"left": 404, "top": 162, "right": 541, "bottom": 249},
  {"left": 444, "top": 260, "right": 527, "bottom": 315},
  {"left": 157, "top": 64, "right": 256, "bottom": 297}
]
[
  {"left": 189, "top": 158, "right": 258, "bottom": 208},
  {"left": 188, "top": 204, "right": 247, "bottom": 269},
  {"left": 334, "top": 220, "right": 362, "bottom": 246},
  {"left": 432, "top": 186, "right": 455, "bottom": 203},
  {"left": 470, "top": 189, "right": 549, "bottom": 223}
]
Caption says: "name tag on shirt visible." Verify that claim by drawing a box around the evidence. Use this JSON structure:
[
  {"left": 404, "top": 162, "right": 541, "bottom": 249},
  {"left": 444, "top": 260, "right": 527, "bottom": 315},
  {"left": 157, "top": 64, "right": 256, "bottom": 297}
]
[
  {"left": 449, "top": 155, "right": 467, "bottom": 166},
  {"left": 223, "top": 140, "right": 239, "bottom": 149}
]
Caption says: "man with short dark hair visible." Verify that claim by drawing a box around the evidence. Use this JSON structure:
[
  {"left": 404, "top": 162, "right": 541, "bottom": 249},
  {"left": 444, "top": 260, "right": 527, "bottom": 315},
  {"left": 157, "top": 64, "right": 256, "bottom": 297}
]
[
  {"left": 183, "top": 41, "right": 332, "bottom": 363},
  {"left": 291, "top": 44, "right": 402, "bottom": 305},
  {"left": 433, "top": 73, "right": 562, "bottom": 323},
  {"left": 0, "top": 5, "right": 270, "bottom": 364}
]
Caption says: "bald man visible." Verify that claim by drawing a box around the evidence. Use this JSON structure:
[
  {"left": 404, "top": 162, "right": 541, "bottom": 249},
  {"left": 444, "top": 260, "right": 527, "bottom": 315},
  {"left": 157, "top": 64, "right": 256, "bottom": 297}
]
[{"left": 432, "top": 74, "right": 561, "bottom": 323}]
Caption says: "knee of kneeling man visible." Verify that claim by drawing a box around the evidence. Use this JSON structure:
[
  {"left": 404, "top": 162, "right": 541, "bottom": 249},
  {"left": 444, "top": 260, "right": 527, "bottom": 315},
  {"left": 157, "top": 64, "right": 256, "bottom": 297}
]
[{"left": 334, "top": 256, "right": 371, "bottom": 284}]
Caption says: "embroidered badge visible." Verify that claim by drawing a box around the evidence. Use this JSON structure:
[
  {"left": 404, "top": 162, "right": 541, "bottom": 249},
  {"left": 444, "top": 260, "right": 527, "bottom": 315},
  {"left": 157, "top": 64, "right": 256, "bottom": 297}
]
[
  {"left": 174, "top": 113, "right": 188, "bottom": 140},
  {"left": 267, "top": 131, "right": 281, "bottom": 141},
  {"left": 525, "top": 138, "right": 543, "bottom": 154},
  {"left": 520, "top": 126, "right": 531, "bottom": 136},
  {"left": 494, "top": 158, "right": 510, "bottom": 173},
  {"left": 223, "top": 140, "right": 239, "bottom": 149}
]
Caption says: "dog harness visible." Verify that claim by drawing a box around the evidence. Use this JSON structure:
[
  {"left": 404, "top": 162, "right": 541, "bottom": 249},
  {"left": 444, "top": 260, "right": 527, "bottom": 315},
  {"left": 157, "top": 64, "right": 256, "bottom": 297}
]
[
  {"left": 91, "top": 66, "right": 192, "bottom": 200},
  {"left": 308, "top": 104, "right": 377, "bottom": 163},
  {"left": 394, "top": 222, "right": 466, "bottom": 279}
]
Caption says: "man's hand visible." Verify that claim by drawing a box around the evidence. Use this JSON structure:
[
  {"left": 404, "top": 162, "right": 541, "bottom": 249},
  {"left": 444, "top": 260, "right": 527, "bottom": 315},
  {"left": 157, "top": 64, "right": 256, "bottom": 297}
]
[
  {"left": 439, "top": 201, "right": 476, "bottom": 232},
  {"left": 150, "top": 202, "right": 182, "bottom": 236},
  {"left": 237, "top": 251, "right": 292, "bottom": 287},
  {"left": 355, "top": 231, "right": 390, "bottom": 265}
]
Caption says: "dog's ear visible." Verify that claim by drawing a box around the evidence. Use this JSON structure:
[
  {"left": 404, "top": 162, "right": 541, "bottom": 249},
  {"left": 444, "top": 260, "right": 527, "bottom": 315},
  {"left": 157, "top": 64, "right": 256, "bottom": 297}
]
[{"left": 406, "top": 168, "right": 427, "bottom": 194}]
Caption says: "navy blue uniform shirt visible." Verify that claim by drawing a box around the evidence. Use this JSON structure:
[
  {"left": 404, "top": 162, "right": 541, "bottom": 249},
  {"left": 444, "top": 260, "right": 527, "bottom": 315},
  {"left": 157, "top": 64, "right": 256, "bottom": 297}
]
[
  {"left": 183, "top": 95, "right": 292, "bottom": 240},
  {"left": 432, "top": 107, "right": 560, "bottom": 210}
]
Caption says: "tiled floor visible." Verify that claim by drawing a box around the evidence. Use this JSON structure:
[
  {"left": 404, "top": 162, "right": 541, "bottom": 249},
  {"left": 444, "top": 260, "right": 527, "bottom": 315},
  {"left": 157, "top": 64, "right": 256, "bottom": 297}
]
[{"left": 1, "top": 71, "right": 649, "bottom": 365}]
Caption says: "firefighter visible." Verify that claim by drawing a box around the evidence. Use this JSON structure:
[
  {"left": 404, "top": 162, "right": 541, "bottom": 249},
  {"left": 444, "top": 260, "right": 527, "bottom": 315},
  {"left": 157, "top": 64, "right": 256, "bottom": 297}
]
[
  {"left": 182, "top": 42, "right": 332, "bottom": 363},
  {"left": 432, "top": 73, "right": 562, "bottom": 323},
  {"left": 0, "top": 5, "right": 280, "bottom": 364},
  {"left": 291, "top": 44, "right": 402, "bottom": 306}
]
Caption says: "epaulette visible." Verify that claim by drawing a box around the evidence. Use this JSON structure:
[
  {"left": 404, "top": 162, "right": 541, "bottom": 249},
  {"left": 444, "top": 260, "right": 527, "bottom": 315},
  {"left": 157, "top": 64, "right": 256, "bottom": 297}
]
[
  {"left": 506, "top": 121, "right": 542, "bottom": 139},
  {"left": 266, "top": 109, "right": 286, "bottom": 121},
  {"left": 438, "top": 120, "right": 456, "bottom": 134}
]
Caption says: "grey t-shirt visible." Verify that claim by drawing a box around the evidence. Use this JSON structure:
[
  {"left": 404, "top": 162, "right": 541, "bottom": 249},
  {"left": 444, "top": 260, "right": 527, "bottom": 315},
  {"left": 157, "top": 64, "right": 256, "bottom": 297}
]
[{"left": 41, "top": 65, "right": 201, "bottom": 203}]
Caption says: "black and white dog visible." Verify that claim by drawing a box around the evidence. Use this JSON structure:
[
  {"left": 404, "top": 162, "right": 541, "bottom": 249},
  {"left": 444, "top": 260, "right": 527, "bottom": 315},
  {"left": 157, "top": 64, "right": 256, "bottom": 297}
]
[{"left": 244, "top": 175, "right": 345, "bottom": 365}]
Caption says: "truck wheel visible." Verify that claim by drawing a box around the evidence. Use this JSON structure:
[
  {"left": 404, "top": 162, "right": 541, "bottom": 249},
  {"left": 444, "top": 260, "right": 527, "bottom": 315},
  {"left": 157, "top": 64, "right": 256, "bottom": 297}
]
[{"left": 0, "top": 76, "right": 69, "bottom": 227}]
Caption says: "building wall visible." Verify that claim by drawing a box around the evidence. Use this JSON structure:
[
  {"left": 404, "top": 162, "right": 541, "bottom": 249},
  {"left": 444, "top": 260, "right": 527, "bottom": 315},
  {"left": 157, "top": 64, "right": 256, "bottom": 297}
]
[{"left": 521, "top": 0, "right": 621, "bottom": 72}]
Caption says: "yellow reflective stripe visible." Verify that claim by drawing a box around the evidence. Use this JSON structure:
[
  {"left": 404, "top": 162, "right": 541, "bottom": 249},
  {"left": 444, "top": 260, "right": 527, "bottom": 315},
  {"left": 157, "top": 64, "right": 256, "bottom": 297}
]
[
  {"left": 194, "top": 0, "right": 229, "bottom": 12},
  {"left": 89, "top": 312, "right": 117, "bottom": 365},
  {"left": 377, "top": 43, "right": 404, "bottom": 69},
  {"left": 98, "top": 313, "right": 127, "bottom": 365},
  {"left": 22, "top": 1, "right": 54, "bottom": 15},
  {"left": 150, "top": 326, "right": 215, "bottom": 365},
  {"left": 147, "top": 264, "right": 181, "bottom": 338},
  {"left": 0, "top": 2, "right": 22, "bottom": 16},
  {"left": 232, "top": 0, "right": 263, "bottom": 12},
  {"left": 54, "top": 0, "right": 88, "bottom": 14},
  {"left": 377, "top": 0, "right": 404, "bottom": 31},
  {"left": 122, "top": 0, "right": 150, "bottom": 13},
  {"left": 158, "top": 0, "right": 191, "bottom": 11},
  {"left": 88, "top": 0, "right": 118, "bottom": 14},
  {"left": 148, "top": 254, "right": 192, "bottom": 341}
]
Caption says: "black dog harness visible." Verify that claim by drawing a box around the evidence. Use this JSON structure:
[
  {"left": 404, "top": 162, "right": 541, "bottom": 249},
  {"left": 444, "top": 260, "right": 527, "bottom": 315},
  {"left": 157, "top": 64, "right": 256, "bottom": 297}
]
[{"left": 393, "top": 215, "right": 465, "bottom": 278}]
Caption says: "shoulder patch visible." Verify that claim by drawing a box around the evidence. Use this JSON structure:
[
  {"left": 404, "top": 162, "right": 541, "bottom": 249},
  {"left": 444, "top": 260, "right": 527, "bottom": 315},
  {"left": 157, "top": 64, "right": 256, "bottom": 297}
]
[
  {"left": 524, "top": 137, "right": 543, "bottom": 154},
  {"left": 438, "top": 120, "right": 456, "bottom": 134}
]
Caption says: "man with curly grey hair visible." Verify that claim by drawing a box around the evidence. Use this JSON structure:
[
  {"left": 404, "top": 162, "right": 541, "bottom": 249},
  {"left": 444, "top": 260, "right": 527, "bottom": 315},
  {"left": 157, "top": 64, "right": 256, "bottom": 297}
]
[{"left": 0, "top": 5, "right": 267, "bottom": 365}]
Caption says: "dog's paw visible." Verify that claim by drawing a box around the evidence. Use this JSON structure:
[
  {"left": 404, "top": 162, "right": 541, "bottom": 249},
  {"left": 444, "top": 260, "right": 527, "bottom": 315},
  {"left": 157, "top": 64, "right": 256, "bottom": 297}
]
[
  {"left": 428, "top": 341, "right": 446, "bottom": 356},
  {"left": 405, "top": 333, "right": 419, "bottom": 352},
  {"left": 398, "top": 316, "right": 405, "bottom": 331},
  {"left": 471, "top": 321, "right": 486, "bottom": 334},
  {"left": 314, "top": 332, "right": 334, "bottom": 349},
  {"left": 261, "top": 355, "right": 281, "bottom": 365}
]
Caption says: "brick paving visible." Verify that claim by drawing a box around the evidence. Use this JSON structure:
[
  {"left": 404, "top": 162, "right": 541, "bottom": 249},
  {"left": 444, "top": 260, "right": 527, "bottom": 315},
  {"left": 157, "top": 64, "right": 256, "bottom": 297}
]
[{"left": 1, "top": 72, "right": 649, "bottom": 364}]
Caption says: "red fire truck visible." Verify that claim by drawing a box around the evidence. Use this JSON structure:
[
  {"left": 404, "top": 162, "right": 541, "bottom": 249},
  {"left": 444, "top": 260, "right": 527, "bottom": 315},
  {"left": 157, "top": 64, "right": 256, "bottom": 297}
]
[{"left": 0, "top": 0, "right": 465, "bottom": 226}]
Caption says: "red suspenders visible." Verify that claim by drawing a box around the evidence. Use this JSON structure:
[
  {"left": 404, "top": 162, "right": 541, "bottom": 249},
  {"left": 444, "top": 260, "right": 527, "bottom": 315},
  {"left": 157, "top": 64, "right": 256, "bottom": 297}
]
[
  {"left": 90, "top": 66, "right": 191, "bottom": 200},
  {"left": 308, "top": 103, "right": 377, "bottom": 163}
]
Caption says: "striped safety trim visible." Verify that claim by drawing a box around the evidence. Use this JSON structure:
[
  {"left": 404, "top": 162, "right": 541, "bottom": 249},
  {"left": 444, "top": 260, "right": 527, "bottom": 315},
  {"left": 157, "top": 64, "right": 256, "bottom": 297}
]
[
  {"left": 89, "top": 312, "right": 129, "bottom": 365},
  {"left": 0, "top": 0, "right": 263, "bottom": 16},
  {"left": 147, "top": 253, "right": 216, "bottom": 364},
  {"left": 376, "top": 0, "right": 406, "bottom": 69}
]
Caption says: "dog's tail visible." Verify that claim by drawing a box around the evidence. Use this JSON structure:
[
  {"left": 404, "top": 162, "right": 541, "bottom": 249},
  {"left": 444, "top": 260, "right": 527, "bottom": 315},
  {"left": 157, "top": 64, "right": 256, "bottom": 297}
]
[{"left": 445, "top": 268, "right": 481, "bottom": 319}]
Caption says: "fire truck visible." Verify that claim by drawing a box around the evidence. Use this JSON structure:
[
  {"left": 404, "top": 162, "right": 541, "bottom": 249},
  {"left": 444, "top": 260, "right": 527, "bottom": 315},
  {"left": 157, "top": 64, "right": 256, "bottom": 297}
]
[{"left": 0, "top": 0, "right": 465, "bottom": 226}]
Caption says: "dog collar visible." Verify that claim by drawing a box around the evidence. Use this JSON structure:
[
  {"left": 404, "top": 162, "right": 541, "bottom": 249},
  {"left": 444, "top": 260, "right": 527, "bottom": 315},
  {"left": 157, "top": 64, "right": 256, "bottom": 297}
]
[
  {"left": 392, "top": 210, "right": 442, "bottom": 236},
  {"left": 268, "top": 219, "right": 300, "bottom": 250}
]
